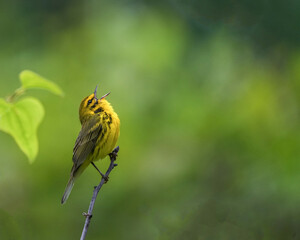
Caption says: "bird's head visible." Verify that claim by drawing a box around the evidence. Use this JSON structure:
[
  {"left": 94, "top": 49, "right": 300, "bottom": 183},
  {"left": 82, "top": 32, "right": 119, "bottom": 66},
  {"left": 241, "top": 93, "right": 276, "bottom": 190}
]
[{"left": 79, "top": 86, "right": 111, "bottom": 124}]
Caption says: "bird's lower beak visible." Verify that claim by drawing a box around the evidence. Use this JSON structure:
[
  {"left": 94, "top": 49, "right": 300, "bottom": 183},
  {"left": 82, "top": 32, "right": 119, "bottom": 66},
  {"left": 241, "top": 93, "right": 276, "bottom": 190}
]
[{"left": 100, "top": 92, "right": 111, "bottom": 99}]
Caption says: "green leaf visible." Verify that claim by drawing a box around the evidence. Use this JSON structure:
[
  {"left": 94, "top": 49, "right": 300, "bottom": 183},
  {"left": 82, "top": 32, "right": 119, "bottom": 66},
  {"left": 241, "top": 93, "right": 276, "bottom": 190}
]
[
  {"left": 19, "top": 70, "right": 64, "bottom": 97},
  {"left": 0, "top": 97, "right": 44, "bottom": 163}
]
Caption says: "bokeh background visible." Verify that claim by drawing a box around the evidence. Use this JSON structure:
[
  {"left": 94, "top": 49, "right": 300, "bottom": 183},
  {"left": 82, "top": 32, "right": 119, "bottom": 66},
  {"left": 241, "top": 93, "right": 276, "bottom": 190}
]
[{"left": 1, "top": 0, "right": 300, "bottom": 239}]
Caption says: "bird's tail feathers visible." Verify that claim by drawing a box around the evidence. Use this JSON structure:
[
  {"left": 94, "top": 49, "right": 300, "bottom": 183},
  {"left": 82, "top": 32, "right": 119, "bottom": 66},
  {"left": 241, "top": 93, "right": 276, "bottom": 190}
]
[{"left": 61, "top": 176, "right": 75, "bottom": 204}]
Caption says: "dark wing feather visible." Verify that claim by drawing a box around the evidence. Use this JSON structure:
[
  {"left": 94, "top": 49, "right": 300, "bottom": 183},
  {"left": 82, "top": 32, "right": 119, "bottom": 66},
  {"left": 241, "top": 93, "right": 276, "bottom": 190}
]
[{"left": 72, "top": 116, "right": 102, "bottom": 173}]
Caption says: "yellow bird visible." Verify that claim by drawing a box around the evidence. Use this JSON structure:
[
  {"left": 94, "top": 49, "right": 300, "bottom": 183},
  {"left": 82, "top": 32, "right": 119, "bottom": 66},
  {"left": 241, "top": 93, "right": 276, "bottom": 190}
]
[{"left": 61, "top": 86, "right": 120, "bottom": 204}]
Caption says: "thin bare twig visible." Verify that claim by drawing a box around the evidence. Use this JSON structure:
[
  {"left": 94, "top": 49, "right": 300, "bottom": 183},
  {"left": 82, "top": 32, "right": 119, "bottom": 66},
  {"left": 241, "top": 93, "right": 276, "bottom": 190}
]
[{"left": 80, "top": 146, "right": 119, "bottom": 240}]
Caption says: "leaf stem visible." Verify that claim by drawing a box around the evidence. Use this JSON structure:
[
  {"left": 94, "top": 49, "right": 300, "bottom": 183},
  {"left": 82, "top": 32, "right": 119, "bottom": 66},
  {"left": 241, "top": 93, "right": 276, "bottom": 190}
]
[{"left": 6, "top": 87, "right": 25, "bottom": 103}]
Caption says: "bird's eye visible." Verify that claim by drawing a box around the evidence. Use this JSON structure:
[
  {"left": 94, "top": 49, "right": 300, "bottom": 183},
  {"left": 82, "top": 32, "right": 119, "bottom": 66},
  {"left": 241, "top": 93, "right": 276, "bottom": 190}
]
[{"left": 87, "top": 99, "right": 93, "bottom": 106}]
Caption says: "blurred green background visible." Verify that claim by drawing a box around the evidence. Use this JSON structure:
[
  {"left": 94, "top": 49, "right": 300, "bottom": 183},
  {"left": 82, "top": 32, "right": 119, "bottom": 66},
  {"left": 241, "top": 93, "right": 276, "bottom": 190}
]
[{"left": 1, "top": 0, "right": 300, "bottom": 239}]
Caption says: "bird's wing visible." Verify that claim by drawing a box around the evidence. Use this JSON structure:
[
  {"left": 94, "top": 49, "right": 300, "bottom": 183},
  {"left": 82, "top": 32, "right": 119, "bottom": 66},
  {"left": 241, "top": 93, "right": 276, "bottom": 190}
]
[{"left": 72, "top": 115, "right": 102, "bottom": 173}]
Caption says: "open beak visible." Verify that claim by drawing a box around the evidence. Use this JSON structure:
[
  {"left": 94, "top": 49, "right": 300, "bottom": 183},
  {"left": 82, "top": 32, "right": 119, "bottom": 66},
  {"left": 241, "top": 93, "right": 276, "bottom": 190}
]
[
  {"left": 100, "top": 92, "right": 111, "bottom": 100},
  {"left": 94, "top": 85, "right": 110, "bottom": 100}
]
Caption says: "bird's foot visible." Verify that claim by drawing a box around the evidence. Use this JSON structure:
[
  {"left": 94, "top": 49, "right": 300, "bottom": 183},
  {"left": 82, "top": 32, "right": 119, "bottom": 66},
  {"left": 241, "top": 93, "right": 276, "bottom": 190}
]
[
  {"left": 82, "top": 212, "right": 92, "bottom": 219},
  {"left": 109, "top": 146, "right": 119, "bottom": 160},
  {"left": 103, "top": 175, "right": 109, "bottom": 183}
]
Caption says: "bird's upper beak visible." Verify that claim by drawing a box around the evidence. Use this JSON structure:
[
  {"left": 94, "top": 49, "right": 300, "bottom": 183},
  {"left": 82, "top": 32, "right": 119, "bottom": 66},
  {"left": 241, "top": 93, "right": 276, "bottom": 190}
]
[{"left": 94, "top": 85, "right": 98, "bottom": 100}]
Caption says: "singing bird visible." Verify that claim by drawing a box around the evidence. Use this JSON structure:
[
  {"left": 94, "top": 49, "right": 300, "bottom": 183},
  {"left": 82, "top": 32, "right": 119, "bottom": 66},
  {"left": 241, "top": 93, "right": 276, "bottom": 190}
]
[{"left": 61, "top": 86, "right": 120, "bottom": 204}]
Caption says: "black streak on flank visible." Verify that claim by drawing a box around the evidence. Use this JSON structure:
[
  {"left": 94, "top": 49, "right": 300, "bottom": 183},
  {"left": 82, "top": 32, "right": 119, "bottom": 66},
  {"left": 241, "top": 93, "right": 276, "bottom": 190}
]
[
  {"left": 94, "top": 107, "right": 103, "bottom": 114},
  {"left": 107, "top": 114, "right": 112, "bottom": 129},
  {"left": 104, "top": 112, "right": 108, "bottom": 120}
]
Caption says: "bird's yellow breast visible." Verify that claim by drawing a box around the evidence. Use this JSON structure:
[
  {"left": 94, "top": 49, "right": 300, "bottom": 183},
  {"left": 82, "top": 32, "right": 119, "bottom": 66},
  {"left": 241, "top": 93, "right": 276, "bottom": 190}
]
[{"left": 93, "top": 110, "right": 120, "bottom": 161}]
